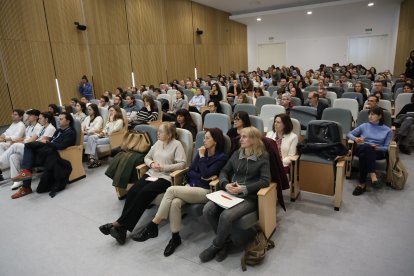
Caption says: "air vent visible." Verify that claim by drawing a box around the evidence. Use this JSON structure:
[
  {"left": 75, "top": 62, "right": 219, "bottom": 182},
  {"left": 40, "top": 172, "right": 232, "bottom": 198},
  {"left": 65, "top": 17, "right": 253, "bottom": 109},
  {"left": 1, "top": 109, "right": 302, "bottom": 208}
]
[
  {"left": 365, "top": 28, "right": 372, "bottom": 32},
  {"left": 268, "top": 36, "right": 274, "bottom": 40}
]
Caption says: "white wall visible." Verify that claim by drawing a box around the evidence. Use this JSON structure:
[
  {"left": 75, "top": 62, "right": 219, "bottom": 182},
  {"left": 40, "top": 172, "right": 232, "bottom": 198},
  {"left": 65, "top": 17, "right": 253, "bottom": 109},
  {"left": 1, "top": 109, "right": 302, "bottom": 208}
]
[{"left": 237, "top": 1, "right": 400, "bottom": 73}]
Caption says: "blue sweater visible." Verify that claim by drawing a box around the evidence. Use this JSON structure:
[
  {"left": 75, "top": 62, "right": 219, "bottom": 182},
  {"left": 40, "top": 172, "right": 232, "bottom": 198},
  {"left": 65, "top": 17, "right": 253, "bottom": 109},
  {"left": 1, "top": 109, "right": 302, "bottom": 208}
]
[
  {"left": 187, "top": 151, "right": 228, "bottom": 189},
  {"left": 347, "top": 122, "right": 392, "bottom": 152}
]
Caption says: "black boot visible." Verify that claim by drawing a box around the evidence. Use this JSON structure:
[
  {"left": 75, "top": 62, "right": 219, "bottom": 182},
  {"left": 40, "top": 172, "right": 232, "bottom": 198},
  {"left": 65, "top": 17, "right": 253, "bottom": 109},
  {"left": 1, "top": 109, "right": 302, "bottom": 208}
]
[
  {"left": 164, "top": 233, "right": 182, "bottom": 257},
  {"left": 131, "top": 222, "right": 158, "bottom": 242}
]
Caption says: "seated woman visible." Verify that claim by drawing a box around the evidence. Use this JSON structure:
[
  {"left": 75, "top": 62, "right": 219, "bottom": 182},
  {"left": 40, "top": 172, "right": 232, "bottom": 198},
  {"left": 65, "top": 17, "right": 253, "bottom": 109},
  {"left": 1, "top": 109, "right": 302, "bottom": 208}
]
[
  {"left": 48, "top": 104, "right": 60, "bottom": 116},
  {"left": 209, "top": 83, "right": 223, "bottom": 102},
  {"left": 85, "top": 105, "right": 124, "bottom": 168},
  {"left": 175, "top": 109, "right": 197, "bottom": 141},
  {"left": 163, "top": 90, "right": 188, "bottom": 121},
  {"left": 81, "top": 104, "right": 103, "bottom": 136},
  {"left": 73, "top": 102, "right": 87, "bottom": 122},
  {"left": 61, "top": 104, "right": 73, "bottom": 114},
  {"left": 227, "top": 111, "right": 251, "bottom": 156},
  {"left": 266, "top": 114, "right": 298, "bottom": 173},
  {"left": 347, "top": 107, "right": 392, "bottom": 196},
  {"left": 290, "top": 86, "right": 304, "bottom": 105},
  {"left": 237, "top": 93, "right": 249, "bottom": 104},
  {"left": 130, "top": 95, "right": 158, "bottom": 126},
  {"left": 252, "top": 87, "right": 264, "bottom": 105},
  {"left": 188, "top": 88, "right": 206, "bottom": 113},
  {"left": 202, "top": 99, "right": 222, "bottom": 123},
  {"left": 133, "top": 128, "right": 228, "bottom": 256},
  {"left": 98, "top": 123, "right": 187, "bottom": 244},
  {"left": 199, "top": 127, "right": 270, "bottom": 262}
]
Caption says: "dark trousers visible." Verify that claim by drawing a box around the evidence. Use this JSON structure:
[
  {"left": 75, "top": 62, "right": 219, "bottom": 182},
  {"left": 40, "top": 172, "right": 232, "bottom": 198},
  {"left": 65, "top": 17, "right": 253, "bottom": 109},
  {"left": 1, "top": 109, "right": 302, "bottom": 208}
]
[
  {"left": 396, "top": 117, "right": 414, "bottom": 146},
  {"left": 21, "top": 142, "right": 59, "bottom": 188},
  {"left": 117, "top": 174, "right": 171, "bottom": 232},
  {"left": 188, "top": 106, "right": 200, "bottom": 114},
  {"left": 356, "top": 144, "right": 386, "bottom": 183}
]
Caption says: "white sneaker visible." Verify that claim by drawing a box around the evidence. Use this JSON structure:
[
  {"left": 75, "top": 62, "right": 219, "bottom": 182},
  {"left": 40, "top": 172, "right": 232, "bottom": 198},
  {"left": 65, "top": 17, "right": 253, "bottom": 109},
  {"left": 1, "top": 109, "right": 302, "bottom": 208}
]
[{"left": 11, "top": 181, "right": 22, "bottom": 190}]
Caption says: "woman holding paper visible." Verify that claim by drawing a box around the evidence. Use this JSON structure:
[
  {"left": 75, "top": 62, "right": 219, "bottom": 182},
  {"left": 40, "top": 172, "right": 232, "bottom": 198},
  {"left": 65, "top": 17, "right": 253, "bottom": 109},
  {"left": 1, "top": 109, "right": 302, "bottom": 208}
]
[
  {"left": 200, "top": 127, "right": 270, "bottom": 263},
  {"left": 132, "top": 128, "right": 228, "bottom": 257},
  {"left": 98, "top": 123, "right": 186, "bottom": 244}
]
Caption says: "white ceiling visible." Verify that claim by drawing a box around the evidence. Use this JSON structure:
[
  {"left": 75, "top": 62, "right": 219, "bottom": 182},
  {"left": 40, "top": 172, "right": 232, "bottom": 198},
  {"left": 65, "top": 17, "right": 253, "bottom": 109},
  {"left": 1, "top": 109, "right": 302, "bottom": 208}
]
[{"left": 192, "top": 0, "right": 401, "bottom": 16}]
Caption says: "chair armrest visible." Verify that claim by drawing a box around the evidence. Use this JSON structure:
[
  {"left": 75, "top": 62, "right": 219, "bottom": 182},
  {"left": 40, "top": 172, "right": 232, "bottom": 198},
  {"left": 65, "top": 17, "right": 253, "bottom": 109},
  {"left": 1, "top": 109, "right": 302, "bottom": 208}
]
[
  {"left": 136, "top": 163, "right": 149, "bottom": 179},
  {"left": 170, "top": 168, "right": 188, "bottom": 186},
  {"left": 209, "top": 179, "right": 219, "bottom": 192},
  {"left": 391, "top": 126, "right": 396, "bottom": 142},
  {"left": 109, "top": 131, "right": 126, "bottom": 148},
  {"left": 257, "top": 182, "right": 277, "bottom": 239}
]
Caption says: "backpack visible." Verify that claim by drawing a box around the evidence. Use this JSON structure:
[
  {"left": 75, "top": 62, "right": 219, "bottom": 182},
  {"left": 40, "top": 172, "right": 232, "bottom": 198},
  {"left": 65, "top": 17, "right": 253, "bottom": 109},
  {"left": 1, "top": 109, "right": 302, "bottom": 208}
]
[
  {"left": 241, "top": 227, "right": 275, "bottom": 271},
  {"left": 388, "top": 145, "right": 408, "bottom": 190},
  {"left": 307, "top": 121, "right": 342, "bottom": 144}
]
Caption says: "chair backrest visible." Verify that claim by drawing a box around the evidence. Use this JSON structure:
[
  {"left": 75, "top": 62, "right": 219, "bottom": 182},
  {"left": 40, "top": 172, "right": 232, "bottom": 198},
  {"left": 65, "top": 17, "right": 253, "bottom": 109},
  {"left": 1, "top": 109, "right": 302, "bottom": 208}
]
[
  {"left": 193, "top": 131, "right": 231, "bottom": 160},
  {"left": 356, "top": 109, "right": 392, "bottom": 128},
  {"left": 167, "top": 89, "right": 177, "bottom": 99},
  {"left": 332, "top": 98, "right": 359, "bottom": 122},
  {"left": 136, "top": 99, "right": 144, "bottom": 110},
  {"left": 291, "top": 118, "right": 301, "bottom": 137},
  {"left": 259, "top": 104, "right": 285, "bottom": 131},
  {"left": 326, "top": 91, "right": 337, "bottom": 104},
  {"left": 72, "top": 119, "right": 82, "bottom": 145},
  {"left": 190, "top": 111, "right": 203, "bottom": 132},
  {"left": 204, "top": 113, "right": 231, "bottom": 133},
  {"left": 157, "top": 94, "right": 172, "bottom": 111},
  {"left": 234, "top": 103, "right": 257, "bottom": 115},
  {"left": 219, "top": 102, "right": 232, "bottom": 117},
  {"left": 255, "top": 96, "right": 276, "bottom": 112},
  {"left": 304, "top": 86, "right": 316, "bottom": 92},
  {"left": 246, "top": 96, "right": 253, "bottom": 104},
  {"left": 201, "top": 86, "right": 211, "bottom": 91},
  {"left": 319, "top": 98, "right": 330, "bottom": 107},
  {"left": 363, "top": 99, "right": 392, "bottom": 113},
  {"left": 290, "top": 97, "right": 302, "bottom": 106},
  {"left": 321, "top": 107, "right": 353, "bottom": 137},
  {"left": 154, "top": 100, "right": 162, "bottom": 120},
  {"left": 249, "top": 115, "right": 264, "bottom": 133},
  {"left": 183, "top": 89, "right": 194, "bottom": 101},
  {"left": 219, "top": 86, "right": 227, "bottom": 100},
  {"left": 326, "top": 86, "right": 344, "bottom": 98},
  {"left": 176, "top": 128, "right": 193, "bottom": 166},
  {"left": 290, "top": 106, "right": 318, "bottom": 129},
  {"left": 342, "top": 92, "right": 364, "bottom": 106},
  {"left": 99, "top": 107, "right": 109, "bottom": 125},
  {"left": 395, "top": 93, "right": 413, "bottom": 115},
  {"left": 133, "top": 124, "right": 158, "bottom": 145}
]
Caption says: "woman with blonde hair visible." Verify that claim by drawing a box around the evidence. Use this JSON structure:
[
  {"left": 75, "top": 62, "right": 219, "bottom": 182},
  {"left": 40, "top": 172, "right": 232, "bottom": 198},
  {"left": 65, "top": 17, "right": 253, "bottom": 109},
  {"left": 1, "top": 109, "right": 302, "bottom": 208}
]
[
  {"left": 199, "top": 127, "right": 270, "bottom": 263},
  {"left": 99, "top": 122, "right": 187, "bottom": 244}
]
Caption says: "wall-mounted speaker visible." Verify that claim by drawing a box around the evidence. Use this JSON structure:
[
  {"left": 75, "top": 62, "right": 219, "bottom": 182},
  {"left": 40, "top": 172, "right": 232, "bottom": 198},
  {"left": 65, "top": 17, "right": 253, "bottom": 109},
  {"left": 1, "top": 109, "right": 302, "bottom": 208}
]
[
  {"left": 74, "top": 22, "right": 87, "bottom": 31},
  {"left": 196, "top": 28, "right": 203, "bottom": 35}
]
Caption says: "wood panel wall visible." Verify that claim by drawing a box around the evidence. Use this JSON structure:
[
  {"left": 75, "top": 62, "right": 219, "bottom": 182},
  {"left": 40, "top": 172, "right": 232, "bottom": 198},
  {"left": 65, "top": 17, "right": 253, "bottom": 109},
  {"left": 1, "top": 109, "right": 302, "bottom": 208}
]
[
  {"left": 394, "top": 0, "right": 414, "bottom": 75},
  {"left": 0, "top": 0, "right": 247, "bottom": 123},
  {"left": 0, "top": 0, "right": 57, "bottom": 112}
]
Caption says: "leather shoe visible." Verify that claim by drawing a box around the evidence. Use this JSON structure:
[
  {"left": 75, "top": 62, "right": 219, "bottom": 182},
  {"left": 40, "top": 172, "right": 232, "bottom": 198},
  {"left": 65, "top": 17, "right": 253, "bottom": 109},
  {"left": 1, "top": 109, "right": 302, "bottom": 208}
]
[
  {"left": 99, "top": 223, "right": 113, "bottom": 235},
  {"left": 199, "top": 244, "right": 221, "bottom": 263},
  {"left": 216, "top": 241, "right": 231, "bottom": 262},
  {"left": 352, "top": 185, "right": 366, "bottom": 196},
  {"left": 110, "top": 226, "right": 126, "bottom": 245},
  {"left": 164, "top": 238, "right": 182, "bottom": 257},
  {"left": 372, "top": 180, "right": 382, "bottom": 189},
  {"left": 131, "top": 226, "right": 158, "bottom": 242}
]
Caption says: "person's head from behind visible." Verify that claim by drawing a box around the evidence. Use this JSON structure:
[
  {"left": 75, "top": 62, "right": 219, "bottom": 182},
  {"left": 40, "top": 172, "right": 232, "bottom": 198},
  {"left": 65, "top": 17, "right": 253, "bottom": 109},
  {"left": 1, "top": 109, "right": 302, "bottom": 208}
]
[
  {"left": 374, "top": 81, "right": 384, "bottom": 92},
  {"left": 12, "top": 109, "right": 24, "bottom": 122},
  {"left": 26, "top": 109, "right": 40, "bottom": 124},
  {"left": 39, "top": 111, "right": 54, "bottom": 126},
  {"left": 403, "top": 83, "right": 413, "bottom": 93},
  {"left": 88, "top": 103, "right": 100, "bottom": 118},
  {"left": 204, "top": 128, "right": 225, "bottom": 154},
  {"left": 158, "top": 122, "right": 176, "bottom": 142},
  {"left": 367, "top": 95, "right": 379, "bottom": 109},
  {"left": 281, "top": 93, "right": 291, "bottom": 108},
  {"left": 233, "top": 111, "right": 251, "bottom": 130},
  {"left": 48, "top": 104, "right": 59, "bottom": 115},
  {"left": 239, "top": 127, "right": 265, "bottom": 157},
  {"left": 272, "top": 113, "right": 293, "bottom": 134},
  {"left": 368, "top": 106, "right": 384, "bottom": 125},
  {"left": 308, "top": 91, "right": 319, "bottom": 107},
  {"left": 237, "top": 93, "right": 249, "bottom": 104},
  {"left": 59, "top": 112, "right": 74, "bottom": 129},
  {"left": 62, "top": 104, "right": 73, "bottom": 114}
]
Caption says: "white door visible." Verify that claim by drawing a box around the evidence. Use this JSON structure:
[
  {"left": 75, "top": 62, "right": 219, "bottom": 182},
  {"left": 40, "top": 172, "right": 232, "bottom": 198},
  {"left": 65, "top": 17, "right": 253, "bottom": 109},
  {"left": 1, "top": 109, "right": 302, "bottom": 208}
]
[
  {"left": 257, "top": 43, "right": 287, "bottom": 69},
  {"left": 348, "top": 35, "right": 388, "bottom": 71}
]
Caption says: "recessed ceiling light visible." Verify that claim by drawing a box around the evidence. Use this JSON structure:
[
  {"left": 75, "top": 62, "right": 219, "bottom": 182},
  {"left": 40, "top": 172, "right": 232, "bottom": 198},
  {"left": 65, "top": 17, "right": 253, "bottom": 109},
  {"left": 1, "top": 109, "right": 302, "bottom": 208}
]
[
  {"left": 368, "top": 2, "right": 374, "bottom": 7},
  {"left": 307, "top": 11, "right": 312, "bottom": 15},
  {"left": 257, "top": 17, "right": 262, "bottom": 21}
]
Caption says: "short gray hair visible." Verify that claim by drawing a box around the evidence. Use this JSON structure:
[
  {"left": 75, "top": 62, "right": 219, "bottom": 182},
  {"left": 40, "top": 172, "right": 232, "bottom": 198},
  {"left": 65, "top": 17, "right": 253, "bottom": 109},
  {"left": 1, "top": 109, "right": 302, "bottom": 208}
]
[{"left": 282, "top": 92, "right": 291, "bottom": 100}]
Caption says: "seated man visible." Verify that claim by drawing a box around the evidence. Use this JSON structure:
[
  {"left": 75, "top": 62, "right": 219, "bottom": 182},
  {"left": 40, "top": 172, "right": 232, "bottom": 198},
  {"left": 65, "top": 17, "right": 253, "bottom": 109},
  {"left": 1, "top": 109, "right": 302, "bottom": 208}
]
[
  {"left": 402, "top": 83, "right": 413, "bottom": 94},
  {"left": 11, "top": 112, "right": 76, "bottom": 199},
  {"left": 395, "top": 93, "right": 414, "bottom": 154},
  {"left": 373, "top": 81, "right": 385, "bottom": 94},
  {"left": 0, "top": 109, "right": 42, "bottom": 189},
  {"left": 364, "top": 95, "right": 380, "bottom": 110},
  {"left": 0, "top": 109, "right": 26, "bottom": 181},
  {"left": 306, "top": 92, "right": 328, "bottom": 120}
]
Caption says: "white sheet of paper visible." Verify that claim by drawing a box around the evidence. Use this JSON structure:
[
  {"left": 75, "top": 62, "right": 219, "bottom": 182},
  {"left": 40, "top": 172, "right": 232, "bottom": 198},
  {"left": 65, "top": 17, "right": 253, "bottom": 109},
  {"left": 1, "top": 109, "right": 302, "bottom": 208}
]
[
  {"left": 145, "top": 176, "right": 158, "bottom": 182},
  {"left": 206, "top": 190, "right": 244, "bottom": 209}
]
